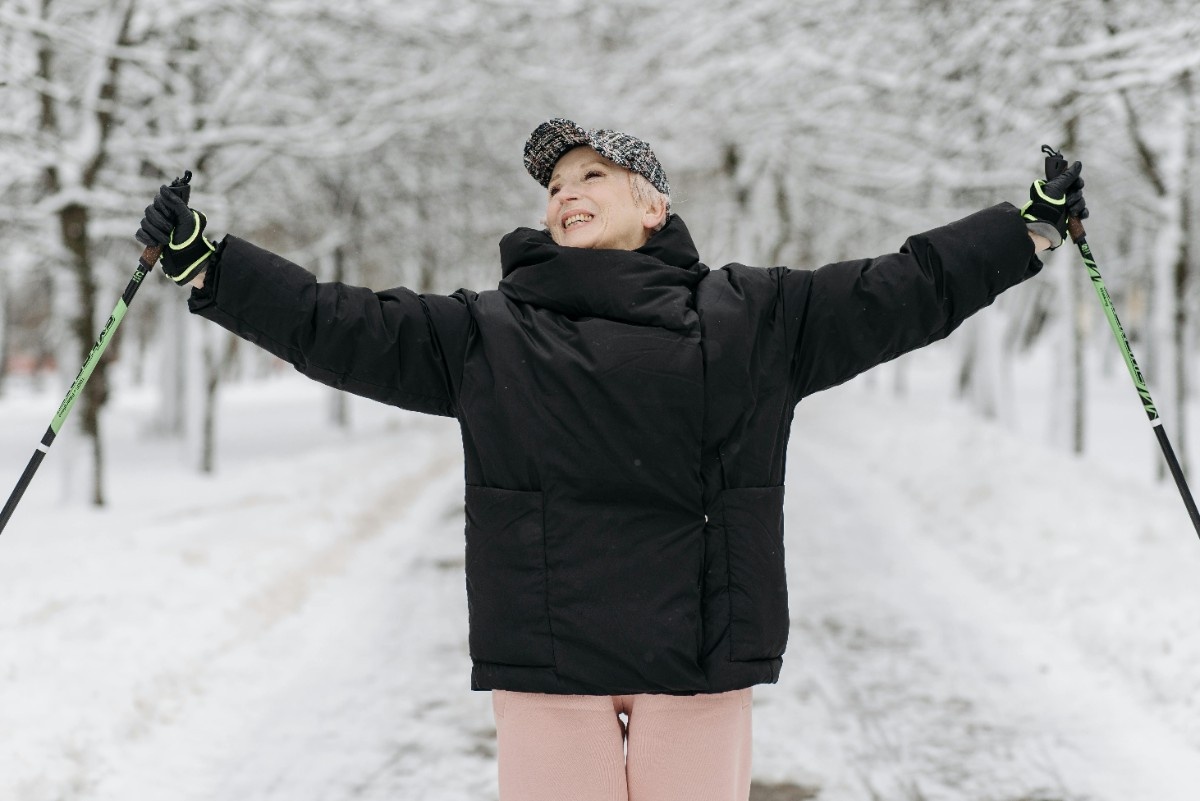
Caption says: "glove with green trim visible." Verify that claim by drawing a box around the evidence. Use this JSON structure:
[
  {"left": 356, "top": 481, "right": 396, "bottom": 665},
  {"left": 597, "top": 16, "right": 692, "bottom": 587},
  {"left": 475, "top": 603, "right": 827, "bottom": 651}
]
[
  {"left": 136, "top": 182, "right": 216, "bottom": 285},
  {"left": 1021, "top": 160, "right": 1087, "bottom": 250}
]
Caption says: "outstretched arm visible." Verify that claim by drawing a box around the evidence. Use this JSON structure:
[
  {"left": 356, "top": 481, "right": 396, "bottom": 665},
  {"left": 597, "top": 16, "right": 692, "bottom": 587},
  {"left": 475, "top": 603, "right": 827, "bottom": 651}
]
[
  {"left": 189, "top": 238, "right": 471, "bottom": 416},
  {"left": 784, "top": 202, "right": 1042, "bottom": 400},
  {"left": 784, "top": 161, "right": 1087, "bottom": 400},
  {"left": 137, "top": 185, "right": 471, "bottom": 417}
]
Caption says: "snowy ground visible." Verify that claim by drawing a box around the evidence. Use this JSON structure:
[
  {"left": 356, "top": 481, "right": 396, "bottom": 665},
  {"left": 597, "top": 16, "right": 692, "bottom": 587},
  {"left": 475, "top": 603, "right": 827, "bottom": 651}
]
[{"left": 3, "top": 352, "right": 1200, "bottom": 801}]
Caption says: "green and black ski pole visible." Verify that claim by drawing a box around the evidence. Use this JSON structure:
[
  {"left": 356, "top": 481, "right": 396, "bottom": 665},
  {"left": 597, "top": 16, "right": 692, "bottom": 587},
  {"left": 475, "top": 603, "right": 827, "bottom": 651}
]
[
  {"left": 1043, "top": 146, "right": 1200, "bottom": 541},
  {"left": 0, "top": 171, "right": 191, "bottom": 536}
]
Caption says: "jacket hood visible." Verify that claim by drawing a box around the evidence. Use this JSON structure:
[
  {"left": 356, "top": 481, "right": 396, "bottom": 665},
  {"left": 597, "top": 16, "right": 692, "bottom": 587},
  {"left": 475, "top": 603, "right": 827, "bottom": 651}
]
[{"left": 497, "top": 215, "right": 708, "bottom": 332}]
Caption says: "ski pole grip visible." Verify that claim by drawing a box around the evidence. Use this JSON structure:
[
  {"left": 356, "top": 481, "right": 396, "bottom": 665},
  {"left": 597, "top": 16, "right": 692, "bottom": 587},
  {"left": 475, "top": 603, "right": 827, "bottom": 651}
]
[
  {"left": 139, "top": 244, "right": 163, "bottom": 269},
  {"left": 137, "top": 170, "right": 192, "bottom": 269},
  {"left": 1041, "top": 144, "right": 1086, "bottom": 240},
  {"left": 1066, "top": 214, "right": 1087, "bottom": 242}
]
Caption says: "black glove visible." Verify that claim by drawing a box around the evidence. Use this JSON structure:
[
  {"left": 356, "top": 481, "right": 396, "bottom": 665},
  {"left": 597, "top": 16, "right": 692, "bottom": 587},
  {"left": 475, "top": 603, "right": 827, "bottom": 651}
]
[
  {"left": 136, "top": 179, "right": 216, "bottom": 285},
  {"left": 1021, "top": 160, "right": 1088, "bottom": 250}
]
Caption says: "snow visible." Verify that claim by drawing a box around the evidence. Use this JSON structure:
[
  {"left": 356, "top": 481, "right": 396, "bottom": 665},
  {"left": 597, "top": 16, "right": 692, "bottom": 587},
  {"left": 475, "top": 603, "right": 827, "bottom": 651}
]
[{"left": 2, "top": 354, "right": 1200, "bottom": 800}]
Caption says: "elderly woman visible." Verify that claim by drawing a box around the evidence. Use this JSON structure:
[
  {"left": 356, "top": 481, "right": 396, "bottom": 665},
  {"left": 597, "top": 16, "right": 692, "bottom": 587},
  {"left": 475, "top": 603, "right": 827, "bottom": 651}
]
[{"left": 138, "top": 118, "right": 1085, "bottom": 801}]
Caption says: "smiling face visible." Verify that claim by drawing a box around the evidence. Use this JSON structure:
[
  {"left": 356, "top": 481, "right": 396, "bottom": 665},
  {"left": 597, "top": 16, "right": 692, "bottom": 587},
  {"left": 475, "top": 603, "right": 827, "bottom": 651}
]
[{"left": 545, "top": 146, "right": 667, "bottom": 251}]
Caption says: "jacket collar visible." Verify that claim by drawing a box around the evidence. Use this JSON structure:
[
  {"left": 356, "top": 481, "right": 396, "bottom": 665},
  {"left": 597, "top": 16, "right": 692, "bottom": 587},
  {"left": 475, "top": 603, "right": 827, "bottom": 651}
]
[{"left": 497, "top": 215, "right": 708, "bottom": 331}]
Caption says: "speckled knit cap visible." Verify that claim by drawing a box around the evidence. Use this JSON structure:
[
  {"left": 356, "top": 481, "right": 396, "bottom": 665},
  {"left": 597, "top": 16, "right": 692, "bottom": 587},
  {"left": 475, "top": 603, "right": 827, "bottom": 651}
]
[{"left": 523, "top": 118, "right": 670, "bottom": 198}]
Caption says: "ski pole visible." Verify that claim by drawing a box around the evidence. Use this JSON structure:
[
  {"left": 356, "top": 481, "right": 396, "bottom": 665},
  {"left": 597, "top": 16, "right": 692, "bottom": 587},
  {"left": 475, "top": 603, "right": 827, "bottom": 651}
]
[
  {"left": 0, "top": 171, "right": 191, "bottom": 536},
  {"left": 1043, "top": 146, "right": 1200, "bottom": 541}
]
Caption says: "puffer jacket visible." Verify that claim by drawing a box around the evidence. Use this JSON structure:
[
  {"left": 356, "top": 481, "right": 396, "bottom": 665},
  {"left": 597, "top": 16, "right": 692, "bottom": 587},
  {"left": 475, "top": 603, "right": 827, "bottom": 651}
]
[{"left": 189, "top": 206, "right": 1040, "bottom": 695}]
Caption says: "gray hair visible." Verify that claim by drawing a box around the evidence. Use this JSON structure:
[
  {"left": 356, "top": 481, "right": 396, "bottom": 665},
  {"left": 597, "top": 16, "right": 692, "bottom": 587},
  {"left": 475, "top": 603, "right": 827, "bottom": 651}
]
[{"left": 629, "top": 171, "right": 671, "bottom": 232}]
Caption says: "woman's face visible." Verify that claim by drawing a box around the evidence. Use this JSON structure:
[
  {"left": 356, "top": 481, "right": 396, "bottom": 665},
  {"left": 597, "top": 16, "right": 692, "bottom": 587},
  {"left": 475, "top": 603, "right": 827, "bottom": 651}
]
[{"left": 544, "top": 147, "right": 664, "bottom": 251}]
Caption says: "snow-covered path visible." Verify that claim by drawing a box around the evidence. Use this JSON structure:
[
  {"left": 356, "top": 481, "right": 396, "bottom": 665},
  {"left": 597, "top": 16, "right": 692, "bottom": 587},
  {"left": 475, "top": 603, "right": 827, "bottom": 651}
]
[
  {"left": 3, "top": 374, "right": 1200, "bottom": 800},
  {"left": 763, "top": 388, "right": 1200, "bottom": 800},
  {"left": 0, "top": 382, "right": 494, "bottom": 801}
]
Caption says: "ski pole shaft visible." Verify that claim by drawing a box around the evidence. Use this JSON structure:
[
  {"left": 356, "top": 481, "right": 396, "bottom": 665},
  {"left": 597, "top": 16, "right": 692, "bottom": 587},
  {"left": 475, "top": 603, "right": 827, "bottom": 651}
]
[
  {"left": 0, "top": 243, "right": 162, "bottom": 535},
  {"left": 1043, "top": 146, "right": 1200, "bottom": 540},
  {"left": 1073, "top": 224, "right": 1200, "bottom": 539}
]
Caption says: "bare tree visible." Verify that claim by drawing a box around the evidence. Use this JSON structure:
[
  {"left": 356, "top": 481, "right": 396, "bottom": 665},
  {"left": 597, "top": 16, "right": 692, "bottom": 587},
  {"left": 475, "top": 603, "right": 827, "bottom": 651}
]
[{"left": 1054, "top": 2, "right": 1200, "bottom": 475}]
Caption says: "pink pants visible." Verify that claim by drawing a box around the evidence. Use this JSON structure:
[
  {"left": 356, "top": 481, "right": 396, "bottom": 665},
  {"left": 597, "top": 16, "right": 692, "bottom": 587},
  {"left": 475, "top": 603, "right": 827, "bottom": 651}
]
[{"left": 492, "top": 688, "right": 753, "bottom": 801}]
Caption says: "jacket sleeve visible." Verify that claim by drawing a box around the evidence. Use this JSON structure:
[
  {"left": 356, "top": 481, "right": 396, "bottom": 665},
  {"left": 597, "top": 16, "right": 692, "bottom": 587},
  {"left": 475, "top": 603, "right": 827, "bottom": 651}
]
[
  {"left": 187, "top": 235, "right": 471, "bottom": 417},
  {"left": 785, "top": 203, "right": 1042, "bottom": 400}
]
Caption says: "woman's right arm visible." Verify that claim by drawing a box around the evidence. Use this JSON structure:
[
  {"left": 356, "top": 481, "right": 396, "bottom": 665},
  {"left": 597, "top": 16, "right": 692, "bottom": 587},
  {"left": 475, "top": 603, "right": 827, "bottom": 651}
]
[
  {"left": 137, "top": 184, "right": 471, "bottom": 416},
  {"left": 188, "top": 236, "right": 471, "bottom": 417}
]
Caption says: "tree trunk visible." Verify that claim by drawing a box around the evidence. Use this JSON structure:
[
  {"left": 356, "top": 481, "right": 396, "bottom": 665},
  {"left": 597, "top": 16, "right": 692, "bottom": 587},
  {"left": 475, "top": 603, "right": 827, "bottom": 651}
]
[
  {"left": 956, "top": 316, "right": 1001, "bottom": 421},
  {"left": 1149, "top": 100, "right": 1188, "bottom": 482},
  {"left": 151, "top": 295, "right": 189, "bottom": 437},
  {"left": 1173, "top": 70, "right": 1195, "bottom": 477},
  {"left": 200, "top": 358, "right": 218, "bottom": 475},
  {"left": 200, "top": 332, "right": 238, "bottom": 474},
  {"left": 35, "top": 0, "right": 131, "bottom": 507},
  {"left": 60, "top": 202, "right": 109, "bottom": 506},
  {"left": 1059, "top": 114, "right": 1086, "bottom": 455}
]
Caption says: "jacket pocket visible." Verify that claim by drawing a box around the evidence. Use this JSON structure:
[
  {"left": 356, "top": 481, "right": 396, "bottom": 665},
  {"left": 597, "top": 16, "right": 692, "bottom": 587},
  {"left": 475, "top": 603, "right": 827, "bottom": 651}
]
[
  {"left": 464, "top": 485, "right": 555, "bottom": 667},
  {"left": 720, "top": 486, "right": 789, "bottom": 661}
]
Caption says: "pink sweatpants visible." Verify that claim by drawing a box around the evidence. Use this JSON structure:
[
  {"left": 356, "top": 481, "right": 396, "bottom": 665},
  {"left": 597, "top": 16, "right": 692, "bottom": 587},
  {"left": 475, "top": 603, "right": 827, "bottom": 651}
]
[{"left": 492, "top": 688, "right": 753, "bottom": 801}]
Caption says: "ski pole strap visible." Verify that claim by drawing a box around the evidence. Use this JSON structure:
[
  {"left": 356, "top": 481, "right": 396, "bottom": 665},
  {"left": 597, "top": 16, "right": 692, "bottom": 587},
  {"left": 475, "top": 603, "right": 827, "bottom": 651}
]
[{"left": 1043, "top": 144, "right": 1067, "bottom": 182}]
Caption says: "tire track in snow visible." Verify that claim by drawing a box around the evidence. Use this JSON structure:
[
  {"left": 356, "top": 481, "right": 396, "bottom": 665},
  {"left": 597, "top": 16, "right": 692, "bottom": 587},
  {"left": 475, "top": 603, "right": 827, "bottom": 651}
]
[
  {"left": 84, "top": 422, "right": 466, "bottom": 801},
  {"left": 193, "top": 444, "right": 492, "bottom": 801},
  {"left": 768, "top": 388, "right": 1200, "bottom": 801},
  {"left": 222, "top": 447, "right": 462, "bottom": 648}
]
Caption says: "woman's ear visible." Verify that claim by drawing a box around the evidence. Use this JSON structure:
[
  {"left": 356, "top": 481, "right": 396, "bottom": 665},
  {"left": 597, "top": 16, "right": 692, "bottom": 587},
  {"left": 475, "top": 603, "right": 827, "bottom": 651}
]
[{"left": 641, "top": 194, "right": 668, "bottom": 232}]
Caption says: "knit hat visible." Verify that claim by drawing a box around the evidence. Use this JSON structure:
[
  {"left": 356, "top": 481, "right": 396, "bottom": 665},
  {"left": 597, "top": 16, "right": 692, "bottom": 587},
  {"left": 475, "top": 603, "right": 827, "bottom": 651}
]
[{"left": 523, "top": 118, "right": 671, "bottom": 198}]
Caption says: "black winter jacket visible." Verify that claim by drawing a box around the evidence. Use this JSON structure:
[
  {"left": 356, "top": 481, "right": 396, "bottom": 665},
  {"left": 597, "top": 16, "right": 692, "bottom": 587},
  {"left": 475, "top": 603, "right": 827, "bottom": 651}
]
[{"left": 189, "top": 206, "right": 1041, "bottom": 695}]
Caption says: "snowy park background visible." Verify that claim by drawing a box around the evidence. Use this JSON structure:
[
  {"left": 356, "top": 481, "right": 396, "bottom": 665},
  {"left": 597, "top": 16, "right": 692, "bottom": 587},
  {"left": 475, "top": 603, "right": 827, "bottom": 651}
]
[{"left": 3, "top": 1, "right": 1200, "bottom": 799}]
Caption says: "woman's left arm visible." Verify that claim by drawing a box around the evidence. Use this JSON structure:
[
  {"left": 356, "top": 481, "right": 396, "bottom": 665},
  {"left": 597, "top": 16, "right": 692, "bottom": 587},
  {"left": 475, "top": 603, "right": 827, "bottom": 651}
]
[{"left": 784, "top": 202, "right": 1043, "bottom": 400}]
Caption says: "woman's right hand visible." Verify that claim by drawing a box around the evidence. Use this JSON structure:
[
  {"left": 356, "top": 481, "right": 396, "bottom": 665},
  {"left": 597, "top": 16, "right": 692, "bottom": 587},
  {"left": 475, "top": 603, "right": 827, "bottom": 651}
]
[{"left": 136, "top": 180, "right": 216, "bottom": 286}]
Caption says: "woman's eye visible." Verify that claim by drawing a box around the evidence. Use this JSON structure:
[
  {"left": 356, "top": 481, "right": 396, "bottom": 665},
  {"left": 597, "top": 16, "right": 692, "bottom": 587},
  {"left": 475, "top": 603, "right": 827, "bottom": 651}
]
[
  {"left": 585, "top": 171, "right": 603, "bottom": 180},
  {"left": 549, "top": 186, "right": 560, "bottom": 197}
]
